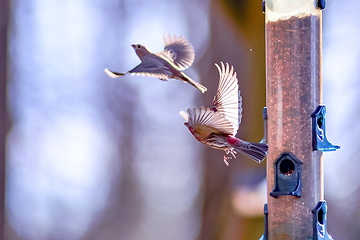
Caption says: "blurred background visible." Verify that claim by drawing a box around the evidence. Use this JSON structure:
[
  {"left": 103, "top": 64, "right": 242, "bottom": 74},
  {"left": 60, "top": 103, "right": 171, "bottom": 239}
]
[{"left": 0, "top": 0, "right": 359, "bottom": 239}]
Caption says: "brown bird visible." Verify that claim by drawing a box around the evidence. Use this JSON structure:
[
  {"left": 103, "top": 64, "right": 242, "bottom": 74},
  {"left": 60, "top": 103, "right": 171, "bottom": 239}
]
[
  {"left": 105, "top": 34, "right": 207, "bottom": 93},
  {"left": 180, "top": 62, "right": 268, "bottom": 166}
]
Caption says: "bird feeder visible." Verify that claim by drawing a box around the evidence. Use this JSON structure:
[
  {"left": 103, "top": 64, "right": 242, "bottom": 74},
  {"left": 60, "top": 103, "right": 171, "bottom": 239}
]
[{"left": 260, "top": 0, "right": 338, "bottom": 239}]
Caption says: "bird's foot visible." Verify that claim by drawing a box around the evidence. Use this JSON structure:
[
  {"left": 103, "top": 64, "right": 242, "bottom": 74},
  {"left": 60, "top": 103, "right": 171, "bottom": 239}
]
[
  {"left": 223, "top": 149, "right": 237, "bottom": 166},
  {"left": 229, "top": 149, "right": 237, "bottom": 158},
  {"left": 223, "top": 156, "right": 229, "bottom": 166}
]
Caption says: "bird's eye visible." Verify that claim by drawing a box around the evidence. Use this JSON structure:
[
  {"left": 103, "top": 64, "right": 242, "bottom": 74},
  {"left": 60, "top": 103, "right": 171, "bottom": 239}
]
[{"left": 137, "top": 45, "right": 141, "bottom": 48}]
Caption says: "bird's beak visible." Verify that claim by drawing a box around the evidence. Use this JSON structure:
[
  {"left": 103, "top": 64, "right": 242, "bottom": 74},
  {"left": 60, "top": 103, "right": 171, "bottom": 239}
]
[{"left": 131, "top": 44, "right": 136, "bottom": 49}]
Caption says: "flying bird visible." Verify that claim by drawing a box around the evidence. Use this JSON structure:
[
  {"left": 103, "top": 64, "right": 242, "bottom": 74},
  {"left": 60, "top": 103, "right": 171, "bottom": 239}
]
[
  {"left": 180, "top": 62, "right": 268, "bottom": 166},
  {"left": 105, "top": 34, "right": 207, "bottom": 93}
]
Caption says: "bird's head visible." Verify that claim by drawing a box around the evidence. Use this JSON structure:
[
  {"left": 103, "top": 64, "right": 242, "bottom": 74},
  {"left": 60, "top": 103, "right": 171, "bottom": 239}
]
[
  {"left": 185, "top": 124, "right": 197, "bottom": 136},
  {"left": 180, "top": 111, "right": 198, "bottom": 138},
  {"left": 131, "top": 44, "right": 149, "bottom": 60},
  {"left": 184, "top": 122, "right": 193, "bottom": 131}
]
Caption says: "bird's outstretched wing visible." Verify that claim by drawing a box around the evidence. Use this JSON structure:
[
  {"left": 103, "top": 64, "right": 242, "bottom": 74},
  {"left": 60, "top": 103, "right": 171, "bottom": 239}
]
[
  {"left": 212, "top": 62, "right": 242, "bottom": 136},
  {"left": 128, "top": 59, "right": 172, "bottom": 81},
  {"left": 180, "top": 106, "right": 234, "bottom": 136},
  {"left": 156, "top": 34, "right": 195, "bottom": 71}
]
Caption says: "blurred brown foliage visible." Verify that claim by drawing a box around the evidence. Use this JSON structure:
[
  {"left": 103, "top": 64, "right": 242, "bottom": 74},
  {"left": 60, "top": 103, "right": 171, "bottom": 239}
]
[{"left": 196, "top": 1, "right": 266, "bottom": 239}]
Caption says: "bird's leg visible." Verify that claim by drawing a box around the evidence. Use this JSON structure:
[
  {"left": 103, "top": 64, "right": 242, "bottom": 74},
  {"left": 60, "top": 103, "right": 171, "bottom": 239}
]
[{"left": 223, "top": 149, "right": 237, "bottom": 166}]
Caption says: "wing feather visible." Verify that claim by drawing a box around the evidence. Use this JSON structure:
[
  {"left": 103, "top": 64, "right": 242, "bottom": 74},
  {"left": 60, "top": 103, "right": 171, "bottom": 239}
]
[
  {"left": 185, "top": 107, "right": 234, "bottom": 135},
  {"left": 104, "top": 68, "right": 126, "bottom": 78},
  {"left": 156, "top": 34, "right": 195, "bottom": 70},
  {"left": 212, "top": 62, "right": 242, "bottom": 135},
  {"left": 128, "top": 58, "right": 172, "bottom": 81}
]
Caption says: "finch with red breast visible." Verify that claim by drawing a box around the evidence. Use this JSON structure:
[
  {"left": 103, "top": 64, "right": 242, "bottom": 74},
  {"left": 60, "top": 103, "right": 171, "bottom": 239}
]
[{"left": 180, "top": 62, "right": 268, "bottom": 166}]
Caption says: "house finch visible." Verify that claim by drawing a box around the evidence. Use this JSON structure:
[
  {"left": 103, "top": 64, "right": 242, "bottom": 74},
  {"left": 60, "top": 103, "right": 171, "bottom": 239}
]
[
  {"left": 105, "top": 34, "right": 207, "bottom": 93},
  {"left": 180, "top": 62, "right": 268, "bottom": 166}
]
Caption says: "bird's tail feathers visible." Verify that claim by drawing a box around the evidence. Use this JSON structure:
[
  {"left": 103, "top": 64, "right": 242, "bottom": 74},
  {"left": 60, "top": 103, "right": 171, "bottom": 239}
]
[
  {"left": 232, "top": 140, "right": 268, "bottom": 163},
  {"left": 180, "top": 73, "right": 207, "bottom": 93},
  {"left": 105, "top": 68, "right": 126, "bottom": 78}
]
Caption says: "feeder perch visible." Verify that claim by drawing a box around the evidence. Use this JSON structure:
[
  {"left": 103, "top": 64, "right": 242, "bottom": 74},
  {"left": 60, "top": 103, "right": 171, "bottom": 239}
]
[
  {"left": 311, "top": 105, "right": 340, "bottom": 152},
  {"left": 312, "top": 201, "right": 333, "bottom": 240}
]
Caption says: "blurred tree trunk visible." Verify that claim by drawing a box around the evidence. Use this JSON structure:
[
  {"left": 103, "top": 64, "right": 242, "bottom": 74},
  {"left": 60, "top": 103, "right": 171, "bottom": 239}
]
[
  {"left": 0, "top": 0, "right": 9, "bottom": 239},
  {"left": 80, "top": 81, "right": 143, "bottom": 240},
  {"left": 196, "top": 1, "right": 266, "bottom": 239}
]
